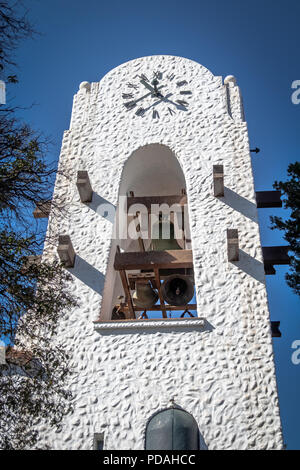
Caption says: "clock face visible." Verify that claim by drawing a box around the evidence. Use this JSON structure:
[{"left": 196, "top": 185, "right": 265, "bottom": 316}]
[{"left": 122, "top": 69, "right": 192, "bottom": 119}]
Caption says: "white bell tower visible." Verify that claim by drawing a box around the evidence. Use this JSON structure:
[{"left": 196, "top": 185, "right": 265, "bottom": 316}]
[{"left": 36, "top": 56, "right": 284, "bottom": 450}]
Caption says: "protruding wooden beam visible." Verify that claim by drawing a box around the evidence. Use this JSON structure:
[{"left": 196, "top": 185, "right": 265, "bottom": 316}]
[
  {"left": 33, "top": 201, "right": 51, "bottom": 218},
  {"left": 76, "top": 170, "right": 93, "bottom": 203},
  {"left": 262, "top": 246, "right": 290, "bottom": 265},
  {"left": 264, "top": 264, "right": 276, "bottom": 275},
  {"left": 5, "top": 347, "right": 33, "bottom": 366},
  {"left": 114, "top": 249, "right": 193, "bottom": 271},
  {"left": 57, "top": 235, "right": 76, "bottom": 267},
  {"left": 227, "top": 229, "right": 239, "bottom": 261},
  {"left": 0, "top": 344, "right": 5, "bottom": 365},
  {"left": 213, "top": 165, "right": 224, "bottom": 197},
  {"left": 256, "top": 191, "right": 282, "bottom": 208},
  {"left": 271, "top": 321, "right": 281, "bottom": 338}
]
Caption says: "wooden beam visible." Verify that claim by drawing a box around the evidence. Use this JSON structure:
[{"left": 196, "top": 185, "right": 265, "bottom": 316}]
[
  {"left": 264, "top": 264, "right": 276, "bottom": 275},
  {"left": 262, "top": 246, "right": 290, "bottom": 265},
  {"left": 227, "top": 229, "right": 239, "bottom": 261},
  {"left": 213, "top": 165, "right": 224, "bottom": 197},
  {"left": 95, "top": 315, "right": 201, "bottom": 324},
  {"left": 128, "top": 273, "right": 157, "bottom": 290},
  {"left": 57, "top": 235, "right": 76, "bottom": 267},
  {"left": 114, "top": 249, "right": 193, "bottom": 271},
  {"left": 76, "top": 170, "right": 93, "bottom": 203},
  {"left": 256, "top": 191, "right": 282, "bottom": 208},
  {"left": 134, "top": 213, "right": 145, "bottom": 252},
  {"left": 5, "top": 347, "right": 33, "bottom": 366},
  {"left": 33, "top": 200, "right": 51, "bottom": 218},
  {"left": 127, "top": 195, "right": 187, "bottom": 212},
  {"left": 154, "top": 268, "right": 167, "bottom": 318},
  {"left": 118, "top": 269, "right": 135, "bottom": 319},
  {"left": 271, "top": 321, "right": 281, "bottom": 338},
  {"left": 121, "top": 304, "right": 198, "bottom": 312}
]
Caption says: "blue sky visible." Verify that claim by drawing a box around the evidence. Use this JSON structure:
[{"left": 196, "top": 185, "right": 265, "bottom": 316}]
[{"left": 8, "top": 0, "right": 300, "bottom": 449}]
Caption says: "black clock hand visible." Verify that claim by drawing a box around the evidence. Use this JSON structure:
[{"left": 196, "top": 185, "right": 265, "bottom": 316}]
[
  {"left": 144, "top": 93, "right": 173, "bottom": 112},
  {"left": 152, "top": 79, "right": 159, "bottom": 94},
  {"left": 134, "top": 91, "right": 153, "bottom": 102},
  {"left": 152, "top": 79, "right": 164, "bottom": 98},
  {"left": 140, "top": 79, "right": 155, "bottom": 93},
  {"left": 162, "top": 94, "right": 188, "bottom": 110},
  {"left": 124, "top": 90, "right": 154, "bottom": 109},
  {"left": 140, "top": 79, "right": 165, "bottom": 97}
]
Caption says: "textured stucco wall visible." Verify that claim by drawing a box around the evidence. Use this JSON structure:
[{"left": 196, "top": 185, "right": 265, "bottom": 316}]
[{"left": 37, "top": 56, "right": 283, "bottom": 450}]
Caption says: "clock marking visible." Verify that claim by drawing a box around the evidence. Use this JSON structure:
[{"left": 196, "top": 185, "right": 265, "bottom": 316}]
[
  {"left": 139, "top": 74, "right": 149, "bottom": 82},
  {"left": 122, "top": 93, "right": 134, "bottom": 99},
  {"left": 177, "top": 80, "right": 188, "bottom": 87},
  {"left": 135, "top": 107, "right": 145, "bottom": 117},
  {"left": 127, "top": 82, "right": 138, "bottom": 89},
  {"left": 122, "top": 69, "right": 192, "bottom": 117},
  {"left": 124, "top": 101, "right": 136, "bottom": 110},
  {"left": 176, "top": 100, "right": 188, "bottom": 107},
  {"left": 153, "top": 71, "right": 162, "bottom": 80}
]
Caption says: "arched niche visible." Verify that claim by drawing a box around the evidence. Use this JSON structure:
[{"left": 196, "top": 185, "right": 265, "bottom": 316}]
[
  {"left": 145, "top": 407, "right": 199, "bottom": 450},
  {"left": 100, "top": 143, "right": 192, "bottom": 321},
  {"left": 119, "top": 144, "right": 186, "bottom": 197}
]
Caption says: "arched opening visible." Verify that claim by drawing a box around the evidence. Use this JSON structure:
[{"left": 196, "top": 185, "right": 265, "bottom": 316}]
[
  {"left": 119, "top": 144, "right": 186, "bottom": 197},
  {"left": 100, "top": 144, "right": 196, "bottom": 321},
  {"left": 145, "top": 407, "right": 199, "bottom": 450}
]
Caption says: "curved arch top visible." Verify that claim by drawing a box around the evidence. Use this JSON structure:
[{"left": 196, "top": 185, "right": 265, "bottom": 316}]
[
  {"left": 118, "top": 143, "right": 186, "bottom": 197},
  {"left": 145, "top": 407, "right": 199, "bottom": 450},
  {"left": 98, "top": 55, "right": 217, "bottom": 87}
]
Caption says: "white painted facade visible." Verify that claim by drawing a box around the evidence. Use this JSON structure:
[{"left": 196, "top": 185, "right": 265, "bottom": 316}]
[{"left": 37, "top": 56, "right": 283, "bottom": 449}]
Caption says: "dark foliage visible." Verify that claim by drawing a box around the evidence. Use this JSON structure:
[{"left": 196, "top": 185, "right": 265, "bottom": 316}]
[
  {"left": 0, "top": 1, "right": 77, "bottom": 449},
  {"left": 271, "top": 162, "right": 300, "bottom": 296},
  {"left": 0, "top": 1, "right": 34, "bottom": 77}
]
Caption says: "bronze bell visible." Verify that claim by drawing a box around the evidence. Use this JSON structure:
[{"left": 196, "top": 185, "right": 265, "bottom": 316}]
[
  {"left": 162, "top": 274, "right": 194, "bottom": 306},
  {"left": 149, "top": 220, "right": 182, "bottom": 252},
  {"left": 132, "top": 281, "right": 159, "bottom": 309}
]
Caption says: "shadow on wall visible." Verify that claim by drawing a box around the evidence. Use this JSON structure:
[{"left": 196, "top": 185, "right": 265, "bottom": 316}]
[
  {"left": 69, "top": 255, "right": 105, "bottom": 295},
  {"left": 222, "top": 187, "right": 258, "bottom": 222},
  {"left": 233, "top": 249, "right": 265, "bottom": 284},
  {"left": 96, "top": 320, "right": 215, "bottom": 337},
  {"left": 89, "top": 192, "right": 116, "bottom": 223}
]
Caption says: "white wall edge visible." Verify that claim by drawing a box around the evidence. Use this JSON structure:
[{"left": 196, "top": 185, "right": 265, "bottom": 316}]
[{"left": 94, "top": 318, "right": 206, "bottom": 330}]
